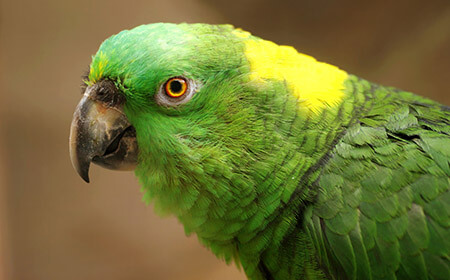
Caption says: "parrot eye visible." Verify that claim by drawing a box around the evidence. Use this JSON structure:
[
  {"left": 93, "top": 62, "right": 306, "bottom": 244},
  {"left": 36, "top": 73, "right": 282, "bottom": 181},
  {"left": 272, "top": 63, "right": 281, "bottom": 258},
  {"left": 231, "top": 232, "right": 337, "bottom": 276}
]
[
  {"left": 165, "top": 77, "right": 188, "bottom": 98},
  {"left": 156, "top": 76, "right": 199, "bottom": 107}
]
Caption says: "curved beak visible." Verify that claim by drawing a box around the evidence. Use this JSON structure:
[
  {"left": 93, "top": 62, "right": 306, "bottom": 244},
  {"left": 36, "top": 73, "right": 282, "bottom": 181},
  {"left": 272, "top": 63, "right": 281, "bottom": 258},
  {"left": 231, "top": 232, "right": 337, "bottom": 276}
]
[{"left": 69, "top": 80, "right": 138, "bottom": 183}]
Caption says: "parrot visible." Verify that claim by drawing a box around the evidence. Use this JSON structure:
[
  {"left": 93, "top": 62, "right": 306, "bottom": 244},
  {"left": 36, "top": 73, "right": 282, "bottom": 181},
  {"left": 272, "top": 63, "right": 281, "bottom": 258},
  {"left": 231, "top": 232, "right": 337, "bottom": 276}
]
[{"left": 69, "top": 23, "right": 450, "bottom": 280}]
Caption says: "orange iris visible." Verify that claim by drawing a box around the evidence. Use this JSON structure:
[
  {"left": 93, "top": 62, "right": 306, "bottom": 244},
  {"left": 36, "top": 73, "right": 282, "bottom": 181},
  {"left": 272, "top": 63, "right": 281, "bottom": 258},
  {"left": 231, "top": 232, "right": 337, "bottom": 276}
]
[{"left": 165, "top": 77, "right": 188, "bottom": 98}]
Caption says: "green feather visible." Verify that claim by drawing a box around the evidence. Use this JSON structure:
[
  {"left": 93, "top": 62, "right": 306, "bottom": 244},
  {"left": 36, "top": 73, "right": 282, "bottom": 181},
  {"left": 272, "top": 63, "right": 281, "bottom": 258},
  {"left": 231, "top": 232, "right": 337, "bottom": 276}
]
[{"left": 84, "top": 23, "right": 450, "bottom": 279}]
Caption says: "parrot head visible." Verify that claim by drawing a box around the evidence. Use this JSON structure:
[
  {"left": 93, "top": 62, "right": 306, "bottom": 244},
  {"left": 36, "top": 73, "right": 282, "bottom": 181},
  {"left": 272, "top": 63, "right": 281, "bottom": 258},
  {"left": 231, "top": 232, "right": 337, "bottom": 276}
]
[
  {"left": 70, "top": 23, "right": 255, "bottom": 179},
  {"left": 70, "top": 23, "right": 348, "bottom": 262},
  {"left": 70, "top": 23, "right": 267, "bottom": 227}
]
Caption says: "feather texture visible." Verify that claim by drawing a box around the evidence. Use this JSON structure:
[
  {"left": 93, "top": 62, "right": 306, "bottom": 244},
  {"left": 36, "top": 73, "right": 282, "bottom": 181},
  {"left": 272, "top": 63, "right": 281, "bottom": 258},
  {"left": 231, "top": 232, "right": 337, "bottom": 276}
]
[{"left": 84, "top": 23, "right": 450, "bottom": 279}]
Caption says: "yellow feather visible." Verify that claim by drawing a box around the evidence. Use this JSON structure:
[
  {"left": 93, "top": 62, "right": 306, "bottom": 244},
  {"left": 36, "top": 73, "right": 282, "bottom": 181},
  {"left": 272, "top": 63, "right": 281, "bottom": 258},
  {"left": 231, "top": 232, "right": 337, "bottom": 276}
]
[
  {"left": 89, "top": 51, "right": 108, "bottom": 83},
  {"left": 242, "top": 37, "right": 348, "bottom": 113}
]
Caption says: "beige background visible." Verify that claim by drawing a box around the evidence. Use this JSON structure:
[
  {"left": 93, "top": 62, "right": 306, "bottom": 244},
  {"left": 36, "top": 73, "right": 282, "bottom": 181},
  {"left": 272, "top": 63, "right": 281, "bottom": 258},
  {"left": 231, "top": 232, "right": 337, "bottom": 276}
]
[{"left": 1, "top": 0, "right": 449, "bottom": 279}]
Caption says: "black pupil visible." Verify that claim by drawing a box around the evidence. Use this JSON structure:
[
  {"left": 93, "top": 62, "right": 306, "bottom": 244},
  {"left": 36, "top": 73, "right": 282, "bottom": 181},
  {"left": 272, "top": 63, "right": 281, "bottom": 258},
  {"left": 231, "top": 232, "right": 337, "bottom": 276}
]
[{"left": 170, "top": 80, "right": 183, "bottom": 93}]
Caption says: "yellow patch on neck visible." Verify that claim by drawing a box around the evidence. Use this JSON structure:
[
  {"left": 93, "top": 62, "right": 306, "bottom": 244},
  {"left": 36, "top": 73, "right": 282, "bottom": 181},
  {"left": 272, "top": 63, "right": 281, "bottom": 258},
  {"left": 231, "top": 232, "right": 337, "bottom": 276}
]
[{"left": 243, "top": 38, "right": 348, "bottom": 113}]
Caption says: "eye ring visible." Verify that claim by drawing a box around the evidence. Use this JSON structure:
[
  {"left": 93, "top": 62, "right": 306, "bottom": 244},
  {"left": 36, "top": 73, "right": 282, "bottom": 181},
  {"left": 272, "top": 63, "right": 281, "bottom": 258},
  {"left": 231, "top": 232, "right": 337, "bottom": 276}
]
[
  {"left": 164, "top": 77, "right": 188, "bottom": 98},
  {"left": 156, "top": 76, "right": 200, "bottom": 107}
]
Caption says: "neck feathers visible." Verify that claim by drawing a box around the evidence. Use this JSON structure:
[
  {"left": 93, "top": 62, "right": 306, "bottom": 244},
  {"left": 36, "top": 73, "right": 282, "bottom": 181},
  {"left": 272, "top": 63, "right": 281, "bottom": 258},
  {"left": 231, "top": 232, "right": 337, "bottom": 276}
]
[{"left": 238, "top": 32, "right": 348, "bottom": 114}]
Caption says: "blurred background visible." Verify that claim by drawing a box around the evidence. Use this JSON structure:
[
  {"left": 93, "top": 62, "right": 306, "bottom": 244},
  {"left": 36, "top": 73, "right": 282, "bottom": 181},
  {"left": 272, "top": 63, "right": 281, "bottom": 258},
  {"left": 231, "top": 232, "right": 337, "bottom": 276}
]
[{"left": 1, "top": 0, "right": 449, "bottom": 279}]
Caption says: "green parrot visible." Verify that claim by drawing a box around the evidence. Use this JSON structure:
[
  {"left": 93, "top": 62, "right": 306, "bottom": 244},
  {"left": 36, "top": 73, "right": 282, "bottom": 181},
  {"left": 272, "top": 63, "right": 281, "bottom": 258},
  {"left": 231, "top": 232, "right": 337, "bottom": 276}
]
[{"left": 69, "top": 23, "right": 449, "bottom": 280}]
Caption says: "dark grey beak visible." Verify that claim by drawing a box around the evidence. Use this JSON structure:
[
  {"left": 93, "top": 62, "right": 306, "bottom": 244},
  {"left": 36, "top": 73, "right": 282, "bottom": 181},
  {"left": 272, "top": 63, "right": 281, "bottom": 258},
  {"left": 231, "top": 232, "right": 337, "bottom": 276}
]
[{"left": 69, "top": 80, "right": 138, "bottom": 183}]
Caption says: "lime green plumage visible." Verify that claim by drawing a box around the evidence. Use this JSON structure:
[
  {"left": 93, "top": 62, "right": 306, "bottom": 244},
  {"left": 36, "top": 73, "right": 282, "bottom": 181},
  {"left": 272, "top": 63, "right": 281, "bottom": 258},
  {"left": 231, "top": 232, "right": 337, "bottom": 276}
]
[
  {"left": 86, "top": 23, "right": 449, "bottom": 279},
  {"left": 308, "top": 77, "right": 450, "bottom": 280}
]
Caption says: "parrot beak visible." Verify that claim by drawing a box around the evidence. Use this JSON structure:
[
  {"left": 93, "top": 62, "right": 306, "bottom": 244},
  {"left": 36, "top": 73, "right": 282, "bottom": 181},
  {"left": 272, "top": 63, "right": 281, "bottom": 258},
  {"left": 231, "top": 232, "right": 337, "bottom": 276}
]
[{"left": 69, "top": 80, "right": 138, "bottom": 183}]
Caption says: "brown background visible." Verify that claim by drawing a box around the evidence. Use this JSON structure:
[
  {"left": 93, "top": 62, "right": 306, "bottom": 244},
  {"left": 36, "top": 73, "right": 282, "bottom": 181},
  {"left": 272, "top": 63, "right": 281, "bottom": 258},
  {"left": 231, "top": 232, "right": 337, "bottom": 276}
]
[{"left": 1, "top": 0, "right": 449, "bottom": 279}]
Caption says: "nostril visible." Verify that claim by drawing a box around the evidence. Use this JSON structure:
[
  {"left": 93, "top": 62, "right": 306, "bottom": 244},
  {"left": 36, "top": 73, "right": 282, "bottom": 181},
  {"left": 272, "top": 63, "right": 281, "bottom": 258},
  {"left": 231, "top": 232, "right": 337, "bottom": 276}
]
[
  {"left": 91, "top": 79, "right": 126, "bottom": 107},
  {"left": 97, "top": 88, "right": 106, "bottom": 96}
]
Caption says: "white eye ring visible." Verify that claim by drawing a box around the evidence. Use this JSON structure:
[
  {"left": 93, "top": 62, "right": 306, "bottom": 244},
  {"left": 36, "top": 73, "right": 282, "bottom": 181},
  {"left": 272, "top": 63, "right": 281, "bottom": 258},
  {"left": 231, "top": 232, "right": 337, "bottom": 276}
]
[{"left": 155, "top": 77, "right": 199, "bottom": 107}]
